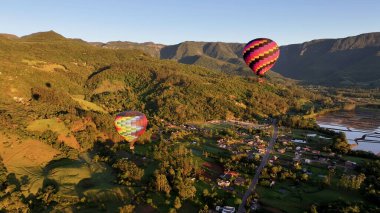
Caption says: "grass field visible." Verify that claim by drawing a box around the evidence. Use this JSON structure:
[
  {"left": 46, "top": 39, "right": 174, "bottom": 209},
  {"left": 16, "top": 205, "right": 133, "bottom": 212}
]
[
  {"left": 72, "top": 96, "right": 107, "bottom": 113},
  {"left": 257, "top": 181, "right": 365, "bottom": 213},
  {"left": 27, "top": 118, "right": 81, "bottom": 149},
  {"left": 0, "top": 132, "right": 60, "bottom": 194}
]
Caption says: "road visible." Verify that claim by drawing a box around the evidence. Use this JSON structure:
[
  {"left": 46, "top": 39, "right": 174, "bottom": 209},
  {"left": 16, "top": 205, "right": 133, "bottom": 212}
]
[{"left": 237, "top": 119, "right": 278, "bottom": 213}]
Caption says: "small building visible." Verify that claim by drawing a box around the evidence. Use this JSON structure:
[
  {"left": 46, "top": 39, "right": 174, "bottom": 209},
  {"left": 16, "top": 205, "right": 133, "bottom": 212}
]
[
  {"left": 217, "top": 180, "right": 231, "bottom": 187},
  {"left": 292, "top": 139, "right": 307, "bottom": 144},
  {"left": 216, "top": 206, "right": 235, "bottom": 213},
  {"left": 345, "top": 161, "right": 357, "bottom": 169},
  {"left": 329, "top": 152, "right": 336, "bottom": 157},
  {"left": 225, "top": 171, "right": 239, "bottom": 177}
]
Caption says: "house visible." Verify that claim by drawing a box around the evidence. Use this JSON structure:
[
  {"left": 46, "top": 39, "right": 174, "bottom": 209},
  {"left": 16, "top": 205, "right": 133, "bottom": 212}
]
[
  {"left": 216, "top": 206, "right": 235, "bottom": 213},
  {"left": 278, "top": 148, "right": 286, "bottom": 154},
  {"left": 225, "top": 171, "right": 239, "bottom": 176},
  {"left": 329, "top": 152, "right": 336, "bottom": 157},
  {"left": 292, "top": 139, "right": 306, "bottom": 144},
  {"left": 220, "top": 173, "right": 232, "bottom": 180},
  {"left": 328, "top": 165, "right": 336, "bottom": 170},
  {"left": 303, "top": 147, "right": 311, "bottom": 152},
  {"left": 345, "top": 161, "right": 357, "bottom": 168},
  {"left": 250, "top": 202, "right": 260, "bottom": 211},
  {"left": 304, "top": 159, "right": 311, "bottom": 164},
  {"left": 312, "top": 150, "right": 321, "bottom": 154},
  {"left": 219, "top": 144, "right": 227, "bottom": 149},
  {"left": 217, "top": 180, "right": 231, "bottom": 187}
]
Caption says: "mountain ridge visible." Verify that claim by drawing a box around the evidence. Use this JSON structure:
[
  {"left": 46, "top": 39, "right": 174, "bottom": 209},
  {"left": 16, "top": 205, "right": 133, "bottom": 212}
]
[{"left": 90, "top": 32, "right": 380, "bottom": 87}]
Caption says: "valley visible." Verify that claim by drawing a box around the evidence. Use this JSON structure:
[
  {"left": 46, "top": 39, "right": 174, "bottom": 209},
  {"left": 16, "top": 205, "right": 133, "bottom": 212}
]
[{"left": 0, "top": 31, "right": 379, "bottom": 213}]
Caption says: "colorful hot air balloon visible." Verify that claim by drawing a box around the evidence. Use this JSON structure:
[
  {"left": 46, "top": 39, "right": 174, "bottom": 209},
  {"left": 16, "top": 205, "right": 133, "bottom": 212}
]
[
  {"left": 114, "top": 111, "right": 148, "bottom": 149},
  {"left": 242, "top": 38, "right": 280, "bottom": 77}
]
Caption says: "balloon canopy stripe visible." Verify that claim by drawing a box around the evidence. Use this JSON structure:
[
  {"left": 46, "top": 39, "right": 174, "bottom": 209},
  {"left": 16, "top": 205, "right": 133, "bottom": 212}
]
[
  {"left": 253, "top": 50, "right": 280, "bottom": 72},
  {"left": 257, "top": 59, "right": 278, "bottom": 76},
  {"left": 243, "top": 39, "right": 269, "bottom": 54},
  {"left": 246, "top": 46, "right": 279, "bottom": 66}
]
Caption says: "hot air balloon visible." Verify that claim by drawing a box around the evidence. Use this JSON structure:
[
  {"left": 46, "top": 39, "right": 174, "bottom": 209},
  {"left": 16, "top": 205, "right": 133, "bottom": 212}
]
[
  {"left": 114, "top": 111, "right": 148, "bottom": 150},
  {"left": 242, "top": 38, "right": 280, "bottom": 77}
]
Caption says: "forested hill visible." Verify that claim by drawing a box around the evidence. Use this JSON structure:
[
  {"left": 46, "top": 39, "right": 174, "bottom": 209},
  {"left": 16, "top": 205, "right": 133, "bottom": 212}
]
[
  {"left": 0, "top": 31, "right": 327, "bottom": 125},
  {"left": 94, "top": 32, "right": 380, "bottom": 87}
]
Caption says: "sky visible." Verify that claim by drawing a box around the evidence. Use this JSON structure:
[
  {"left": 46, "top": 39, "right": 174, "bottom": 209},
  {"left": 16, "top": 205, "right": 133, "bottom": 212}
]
[{"left": 1, "top": 0, "right": 379, "bottom": 45}]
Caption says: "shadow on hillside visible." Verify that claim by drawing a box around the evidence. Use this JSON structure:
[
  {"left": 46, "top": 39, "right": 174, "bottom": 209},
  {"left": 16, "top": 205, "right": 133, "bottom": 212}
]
[{"left": 87, "top": 66, "right": 112, "bottom": 80}]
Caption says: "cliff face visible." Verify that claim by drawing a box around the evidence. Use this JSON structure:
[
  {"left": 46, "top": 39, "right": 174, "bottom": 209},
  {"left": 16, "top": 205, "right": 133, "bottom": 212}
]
[{"left": 274, "top": 33, "right": 380, "bottom": 87}]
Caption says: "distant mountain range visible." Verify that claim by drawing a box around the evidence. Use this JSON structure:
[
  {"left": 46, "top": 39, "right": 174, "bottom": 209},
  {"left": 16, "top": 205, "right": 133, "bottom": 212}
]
[{"left": 91, "top": 32, "right": 380, "bottom": 87}]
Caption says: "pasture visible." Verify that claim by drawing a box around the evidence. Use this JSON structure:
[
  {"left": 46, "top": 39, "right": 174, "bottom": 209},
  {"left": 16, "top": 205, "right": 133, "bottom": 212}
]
[{"left": 27, "top": 118, "right": 81, "bottom": 149}]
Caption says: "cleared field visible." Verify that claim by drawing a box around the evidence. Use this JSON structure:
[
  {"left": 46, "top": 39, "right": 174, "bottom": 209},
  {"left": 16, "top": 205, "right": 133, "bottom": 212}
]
[
  {"left": 92, "top": 80, "right": 125, "bottom": 95},
  {"left": 22, "top": 59, "right": 67, "bottom": 72},
  {"left": 72, "top": 96, "right": 107, "bottom": 113},
  {"left": 45, "top": 159, "right": 92, "bottom": 196},
  {"left": 44, "top": 157, "right": 129, "bottom": 211},
  {"left": 27, "top": 118, "right": 81, "bottom": 150},
  {"left": 0, "top": 132, "right": 60, "bottom": 194}
]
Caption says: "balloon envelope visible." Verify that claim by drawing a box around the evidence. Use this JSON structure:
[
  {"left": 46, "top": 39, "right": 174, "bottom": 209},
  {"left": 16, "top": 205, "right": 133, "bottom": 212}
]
[
  {"left": 242, "top": 38, "right": 280, "bottom": 76},
  {"left": 114, "top": 111, "right": 148, "bottom": 145}
]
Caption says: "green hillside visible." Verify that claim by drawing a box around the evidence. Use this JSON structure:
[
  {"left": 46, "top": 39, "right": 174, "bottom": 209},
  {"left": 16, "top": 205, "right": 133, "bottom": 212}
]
[{"left": 0, "top": 31, "right": 337, "bottom": 212}]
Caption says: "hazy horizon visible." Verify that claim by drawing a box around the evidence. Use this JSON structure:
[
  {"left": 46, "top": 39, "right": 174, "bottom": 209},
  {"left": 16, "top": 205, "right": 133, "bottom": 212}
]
[{"left": 1, "top": 0, "right": 379, "bottom": 45}]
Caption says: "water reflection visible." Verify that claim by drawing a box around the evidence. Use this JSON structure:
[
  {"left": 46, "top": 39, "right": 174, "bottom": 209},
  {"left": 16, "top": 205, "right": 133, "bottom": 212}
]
[{"left": 317, "top": 107, "right": 380, "bottom": 154}]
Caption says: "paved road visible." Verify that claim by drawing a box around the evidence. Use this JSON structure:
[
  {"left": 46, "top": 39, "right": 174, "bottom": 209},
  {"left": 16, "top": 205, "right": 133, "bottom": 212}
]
[{"left": 237, "top": 119, "right": 278, "bottom": 213}]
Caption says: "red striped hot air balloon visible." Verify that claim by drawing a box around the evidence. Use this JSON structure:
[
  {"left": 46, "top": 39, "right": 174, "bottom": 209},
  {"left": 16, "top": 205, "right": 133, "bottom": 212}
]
[
  {"left": 114, "top": 111, "right": 148, "bottom": 150},
  {"left": 242, "top": 38, "right": 280, "bottom": 77}
]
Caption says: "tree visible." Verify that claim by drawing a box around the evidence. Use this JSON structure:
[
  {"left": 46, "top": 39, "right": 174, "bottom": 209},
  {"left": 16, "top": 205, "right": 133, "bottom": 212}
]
[
  {"left": 301, "top": 173, "right": 309, "bottom": 181},
  {"left": 310, "top": 204, "right": 318, "bottom": 213},
  {"left": 155, "top": 173, "right": 171, "bottom": 195},
  {"left": 198, "top": 205, "right": 209, "bottom": 213},
  {"left": 0, "top": 157, "right": 7, "bottom": 190},
  {"left": 174, "top": 197, "right": 182, "bottom": 209},
  {"left": 234, "top": 197, "right": 242, "bottom": 205},
  {"left": 338, "top": 174, "right": 366, "bottom": 190},
  {"left": 119, "top": 204, "right": 135, "bottom": 213},
  {"left": 177, "top": 178, "right": 196, "bottom": 199},
  {"left": 112, "top": 159, "right": 144, "bottom": 185}
]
